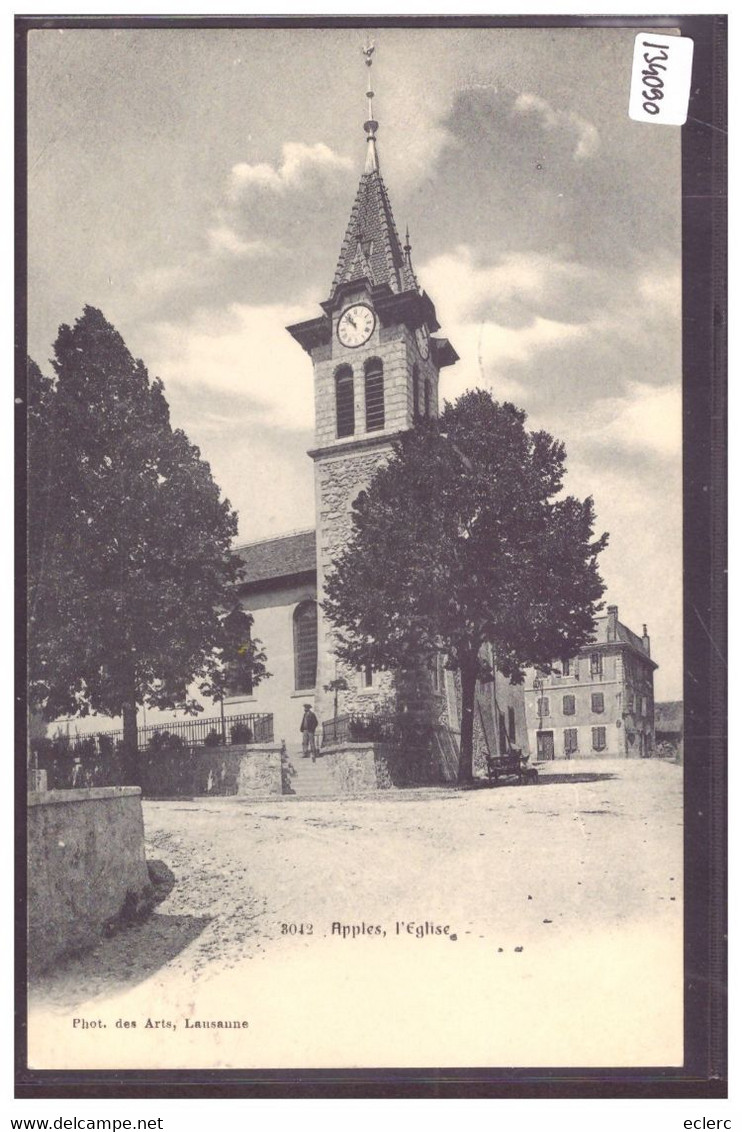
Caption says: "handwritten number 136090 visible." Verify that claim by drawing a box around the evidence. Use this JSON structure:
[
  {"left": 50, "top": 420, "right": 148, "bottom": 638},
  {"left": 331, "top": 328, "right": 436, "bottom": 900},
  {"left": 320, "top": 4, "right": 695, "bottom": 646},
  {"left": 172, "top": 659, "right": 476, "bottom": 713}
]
[{"left": 640, "top": 41, "right": 670, "bottom": 115}]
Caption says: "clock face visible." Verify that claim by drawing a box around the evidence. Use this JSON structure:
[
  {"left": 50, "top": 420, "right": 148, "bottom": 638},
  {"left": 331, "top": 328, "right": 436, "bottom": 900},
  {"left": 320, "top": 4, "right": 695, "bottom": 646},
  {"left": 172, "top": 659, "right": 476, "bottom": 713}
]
[
  {"left": 337, "top": 304, "right": 375, "bottom": 348},
  {"left": 415, "top": 326, "right": 430, "bottom": 360}
]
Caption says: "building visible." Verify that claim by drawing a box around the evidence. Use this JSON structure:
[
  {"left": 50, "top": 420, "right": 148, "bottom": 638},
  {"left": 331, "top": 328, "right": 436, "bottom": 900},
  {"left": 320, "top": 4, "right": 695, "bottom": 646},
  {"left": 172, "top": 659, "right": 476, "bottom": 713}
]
[
  {"left": 223, "top": 58, "right": 530, "bottom": 767},
  {"left": 523, "top": 605, "right": 657, "bottom": 760}
]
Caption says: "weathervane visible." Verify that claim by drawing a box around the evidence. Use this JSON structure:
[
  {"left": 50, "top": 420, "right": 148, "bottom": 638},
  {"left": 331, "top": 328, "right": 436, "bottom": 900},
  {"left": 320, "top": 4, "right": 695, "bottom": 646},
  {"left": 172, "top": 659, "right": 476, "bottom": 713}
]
[{"left": 362, "top": 40, "right": 379, "bottom": 173}]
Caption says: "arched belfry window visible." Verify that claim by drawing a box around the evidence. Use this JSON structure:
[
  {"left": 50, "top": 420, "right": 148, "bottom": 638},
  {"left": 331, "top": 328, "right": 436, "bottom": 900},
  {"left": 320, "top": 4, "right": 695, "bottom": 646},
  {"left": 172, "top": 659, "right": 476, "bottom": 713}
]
[
  {"left": 412, "top": 364, "right": 420, "bottom": 423},
  {"left": 364, "top": 358, "right": 385, "bottom": 432},
  {"left": 335, "top": 365, "right": 355, "bottom": 438},
  {"left": 293, "top": 600, "right": 318, "bottom": 690}
]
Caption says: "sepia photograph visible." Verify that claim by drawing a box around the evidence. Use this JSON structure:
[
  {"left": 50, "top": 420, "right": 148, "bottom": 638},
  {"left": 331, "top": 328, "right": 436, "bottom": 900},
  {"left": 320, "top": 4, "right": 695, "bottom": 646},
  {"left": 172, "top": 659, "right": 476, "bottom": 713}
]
[{"left": 18, "top": 16, "right": 725, "bottom": 1093}]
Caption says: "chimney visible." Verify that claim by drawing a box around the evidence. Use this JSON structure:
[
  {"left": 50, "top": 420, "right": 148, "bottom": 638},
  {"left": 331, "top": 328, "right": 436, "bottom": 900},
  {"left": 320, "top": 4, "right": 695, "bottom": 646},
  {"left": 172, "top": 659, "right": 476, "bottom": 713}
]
[
  {"left": 642, "top": 623, "right": 651, "bottom": 657},
  {"left": 607, "top": 605, "right": 618, "bottom": 642}
]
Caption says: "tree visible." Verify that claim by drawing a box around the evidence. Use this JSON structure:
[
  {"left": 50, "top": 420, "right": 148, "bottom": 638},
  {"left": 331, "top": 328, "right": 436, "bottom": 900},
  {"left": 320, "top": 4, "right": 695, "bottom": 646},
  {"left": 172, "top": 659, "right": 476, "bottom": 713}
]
[
  {"left": 27, "top": 307, "right": 265, "bottom": 782},
  {"left": 210, "top": 605, "right": 270, "bottom": 741},
  {"left": 323, "top": 389, "right": 609, "bottom": 783}
]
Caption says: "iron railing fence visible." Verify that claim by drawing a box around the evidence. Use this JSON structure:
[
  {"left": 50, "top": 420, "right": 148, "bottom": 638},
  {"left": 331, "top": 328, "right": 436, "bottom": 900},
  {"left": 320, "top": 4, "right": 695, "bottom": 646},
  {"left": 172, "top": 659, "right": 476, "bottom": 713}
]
[
  {"left": 31, "top": 711, "right": 273, "bottom": 762},
  {"left": 322, "top": 711, "right": 442, "bottom": 749}
]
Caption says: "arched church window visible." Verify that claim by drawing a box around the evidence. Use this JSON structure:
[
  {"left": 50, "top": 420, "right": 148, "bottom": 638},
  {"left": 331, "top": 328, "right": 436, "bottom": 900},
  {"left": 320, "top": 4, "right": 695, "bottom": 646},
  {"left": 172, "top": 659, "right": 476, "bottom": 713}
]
[
  {"left": 293, "top": 600, "right": 318, "bottom": 691},
  {"left": 412, "top": 364, "right": 420, "bottom": 423},
  {"left": 364, "top": 358, "right": 385, "bottom": 432},
  {"left": 335, "top": 365, "right": 355, "bottom": 438}
]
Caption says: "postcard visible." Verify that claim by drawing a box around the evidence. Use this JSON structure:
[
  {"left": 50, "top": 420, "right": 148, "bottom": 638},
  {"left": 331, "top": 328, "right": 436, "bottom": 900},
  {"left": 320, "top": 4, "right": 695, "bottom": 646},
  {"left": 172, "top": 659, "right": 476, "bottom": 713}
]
[{"left": 19, "top": 17, "right": 725, "bottom": 1092}]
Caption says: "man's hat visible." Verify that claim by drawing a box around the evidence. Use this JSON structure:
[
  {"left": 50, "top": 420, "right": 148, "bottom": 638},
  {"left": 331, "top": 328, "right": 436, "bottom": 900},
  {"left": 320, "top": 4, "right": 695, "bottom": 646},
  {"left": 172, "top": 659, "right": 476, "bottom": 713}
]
[{"left": 303, "top": 703, "right": 312, "bottom": 709}]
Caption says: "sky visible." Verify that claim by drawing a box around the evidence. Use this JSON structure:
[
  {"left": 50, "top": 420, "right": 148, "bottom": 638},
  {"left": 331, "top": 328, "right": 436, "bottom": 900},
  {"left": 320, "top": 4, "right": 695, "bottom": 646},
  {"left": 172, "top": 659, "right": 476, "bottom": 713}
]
[{"left": 27, "top": 24, "right": 683, "bottom": 701}]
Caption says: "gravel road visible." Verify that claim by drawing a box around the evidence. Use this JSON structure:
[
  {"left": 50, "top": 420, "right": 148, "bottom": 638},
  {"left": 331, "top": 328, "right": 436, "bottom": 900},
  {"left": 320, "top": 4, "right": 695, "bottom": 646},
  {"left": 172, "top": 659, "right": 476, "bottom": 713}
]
[{"left": 28, "top": 759, "right": 683, "bottom": 1070}]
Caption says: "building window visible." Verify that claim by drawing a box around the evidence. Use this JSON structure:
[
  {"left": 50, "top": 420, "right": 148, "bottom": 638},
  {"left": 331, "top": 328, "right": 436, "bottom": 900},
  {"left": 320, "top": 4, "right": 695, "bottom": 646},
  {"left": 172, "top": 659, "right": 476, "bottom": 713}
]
[
  {"left": 412, "top": 364, "right": 420, "bottom": 422},
  {"left": 562, "top": 659, "right": 571, "bottom": 676},
  {"left": 563, "top": 694, "right": 576, "bottom": 716},
  {"left": 364, "top": 358, "right": 385, "bottom": 431},
  {"left": 564, "top": 728, "right": 578, "bottom": 754},
  {"left": 335, "top": 365, "right": 354, "bottom": 438},
  {"left": 592, "top": 726, "right": 607, "bottom": 751},
  {"left": 537, "top": 696, "right": 550, "bottom": 717},
  {"left": 590, "top": 652, "right": 603, "bottom": 677},
  {"left": 641, "top": 696, "right": 647, "bottom": 717},
  {"left": 224, "top": 609, "right": 254, "bottom": 696},
  {"left": 591, "top": 692, "right": 604, "bottom": 714},
  {"left": 363, "top": 663, "right": 373, "bottom": 688},
  {"left": 424, "top": 379, "right": 431, "bottom": 418},
  {"left": 627, "top": 692, "right": 635, "bottom": 713},
  {"left": 508, "top": 706, "right": 516, "bottom": 742},
  {"left": 293, "top": 601, "right": 318, "bottom": 691}
]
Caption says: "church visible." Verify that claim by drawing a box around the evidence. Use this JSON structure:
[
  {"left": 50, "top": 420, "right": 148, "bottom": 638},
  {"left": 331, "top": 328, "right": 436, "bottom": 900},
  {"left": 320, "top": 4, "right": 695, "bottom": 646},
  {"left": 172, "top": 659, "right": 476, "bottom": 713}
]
[{"left": 222, "top": 53, "right": 530, "bottom": 770}]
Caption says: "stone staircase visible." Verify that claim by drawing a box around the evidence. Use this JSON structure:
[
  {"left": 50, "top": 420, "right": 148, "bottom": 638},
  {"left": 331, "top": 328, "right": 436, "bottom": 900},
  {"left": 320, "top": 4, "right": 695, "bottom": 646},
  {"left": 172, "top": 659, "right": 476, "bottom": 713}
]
[{"left": 286, "top": 753, "right": 338, "bottom": 799}]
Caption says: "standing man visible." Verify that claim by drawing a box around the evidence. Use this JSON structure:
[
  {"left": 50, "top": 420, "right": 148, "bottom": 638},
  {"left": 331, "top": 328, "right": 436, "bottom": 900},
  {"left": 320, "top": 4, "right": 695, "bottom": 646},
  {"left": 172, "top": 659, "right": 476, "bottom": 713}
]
[{"left": 300, "top": 703, "right": 319, "bottom": 761}]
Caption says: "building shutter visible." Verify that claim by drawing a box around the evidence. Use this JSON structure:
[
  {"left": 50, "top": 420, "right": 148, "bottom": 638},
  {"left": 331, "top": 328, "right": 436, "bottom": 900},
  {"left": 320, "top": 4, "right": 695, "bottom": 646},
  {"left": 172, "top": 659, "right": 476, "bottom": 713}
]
[
  {"left": 564, "top": 727, "right": 578, "bottom": 753},
  {"left": 336, "top": 366, "right": 355, "bottom": 438},
  {"left": 591, "top": 692, "right": 604, "bottom": 714},
  {"left": 592, "top": 726, "right": 606, "bottom": 751},
  {"left": 365, "top": 359, "right": 385, "bottom": 431},
  {"left": 563, "top": 694, "right": 576, "bottom": 716}
]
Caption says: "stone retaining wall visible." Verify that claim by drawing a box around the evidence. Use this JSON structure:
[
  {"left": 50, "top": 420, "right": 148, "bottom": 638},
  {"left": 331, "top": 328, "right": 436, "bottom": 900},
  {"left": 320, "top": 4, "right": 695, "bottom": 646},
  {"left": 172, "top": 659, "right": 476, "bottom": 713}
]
[
  {"left": 27, "top": 787, "right": 151, "bottom": 974},
  {"left": 140, "top": 743, "right": 283, "bottom": 798},
  {"left": 320, "top": 742, "right": 447, "bottom": 793}
]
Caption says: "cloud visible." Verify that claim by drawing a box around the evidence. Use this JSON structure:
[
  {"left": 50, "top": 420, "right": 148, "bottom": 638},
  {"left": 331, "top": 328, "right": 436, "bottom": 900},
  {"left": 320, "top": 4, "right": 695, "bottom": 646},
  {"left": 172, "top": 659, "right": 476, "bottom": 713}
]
[
  {"left": 206, "top": 225, "right": 278, "bottom": 259},
  {"left": 584, "top": 382, "right": 681, "bottom": 459},
  {"left": 144, "top": 299, "right": 316, "bottom": 432},
  {"left": 419, "top": 246, "right": 591, "bottom": 404},
  {"left": 514, "top": 92, "right": 600, "bottom": 160},
  {"left": 228, "top": 142, "right": 353, "bottom": 200}
]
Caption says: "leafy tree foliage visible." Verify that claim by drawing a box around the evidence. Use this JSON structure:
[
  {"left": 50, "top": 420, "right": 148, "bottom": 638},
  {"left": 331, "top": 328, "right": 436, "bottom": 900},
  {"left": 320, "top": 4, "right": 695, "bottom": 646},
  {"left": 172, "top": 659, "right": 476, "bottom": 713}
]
[
  {"left": 323, "top": 390, "right": 608, "bottom": 782},
  {"left": 27, "top": 307, "right": 266, "bottom": 782},
  {"left": 213, "top": 605, "right": 270, "bottom": 701}
]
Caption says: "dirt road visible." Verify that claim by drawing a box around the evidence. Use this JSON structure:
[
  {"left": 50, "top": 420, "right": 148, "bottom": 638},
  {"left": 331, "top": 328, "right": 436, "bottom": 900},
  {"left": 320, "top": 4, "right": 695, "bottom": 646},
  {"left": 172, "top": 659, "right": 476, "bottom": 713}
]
[{"left": 28, "top": 759, "right": 683, "bottom": 1069}]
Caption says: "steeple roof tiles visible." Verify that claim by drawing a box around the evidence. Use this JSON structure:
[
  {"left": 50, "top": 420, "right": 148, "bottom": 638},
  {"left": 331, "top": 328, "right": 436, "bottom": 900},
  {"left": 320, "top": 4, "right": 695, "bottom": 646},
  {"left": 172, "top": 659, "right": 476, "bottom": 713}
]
[{"left": 329, "top": 169, "right": 418, "bottom": 302}]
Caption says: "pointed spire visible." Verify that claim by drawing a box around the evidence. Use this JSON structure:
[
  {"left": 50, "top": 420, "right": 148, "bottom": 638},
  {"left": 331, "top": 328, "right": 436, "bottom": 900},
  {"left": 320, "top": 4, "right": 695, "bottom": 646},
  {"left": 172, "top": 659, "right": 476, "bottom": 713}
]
[
  {"left": 404, "top": 224, "right": 413, "bottom": 271},
  {"left": 327, "top": 43, "right": 418, "bottom": 303},
  {"left": 362, "top": 42, "right": 379, "bottom": 174}
]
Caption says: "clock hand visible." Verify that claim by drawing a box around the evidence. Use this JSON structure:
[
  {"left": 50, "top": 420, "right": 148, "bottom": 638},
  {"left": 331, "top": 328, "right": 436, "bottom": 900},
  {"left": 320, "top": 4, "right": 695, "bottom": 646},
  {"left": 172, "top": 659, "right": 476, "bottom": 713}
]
[{"left": 347, "top": 314, "right": 357, "bottom": 328}]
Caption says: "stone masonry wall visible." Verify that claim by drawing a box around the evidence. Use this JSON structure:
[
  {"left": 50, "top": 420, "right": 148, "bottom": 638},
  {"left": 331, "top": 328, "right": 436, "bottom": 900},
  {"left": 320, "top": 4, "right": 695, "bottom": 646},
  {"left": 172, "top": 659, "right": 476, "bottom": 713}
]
[
  {"left": 28, "top": 787, "right": 151, "bottom": 973},
  {"left": 140, "top": 744, "right": 283, "bottom": 798},
  {"left": 314, "top": 445, "right": 397, "bottom": 725}
]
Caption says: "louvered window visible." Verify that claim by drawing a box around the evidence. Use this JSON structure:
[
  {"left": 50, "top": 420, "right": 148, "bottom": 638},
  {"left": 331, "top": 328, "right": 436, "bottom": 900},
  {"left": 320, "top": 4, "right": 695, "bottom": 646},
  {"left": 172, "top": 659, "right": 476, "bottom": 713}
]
[
  {"left": 564, "top": 728, "right": 578, "bottom": 753},
  {"left": 412, "top": 365, "right": 420, "bottom": 422},
  {"left": 336, "top": 366, "right": 355, "bottom": 438},
  {"left": 365, "top": 359, "right": 384, "bottom": 431},
  {"left": 592, "top": 726, "right": 607, "bottom": 751},
  {"left": 591, "top": 692, "right": 604, "bottom": 714},
  {"left": 563, "top": 694, "right": 576, "bottom": 716},
  {"left": 293, "top": 601, "right": 318, "bottom": 691}
]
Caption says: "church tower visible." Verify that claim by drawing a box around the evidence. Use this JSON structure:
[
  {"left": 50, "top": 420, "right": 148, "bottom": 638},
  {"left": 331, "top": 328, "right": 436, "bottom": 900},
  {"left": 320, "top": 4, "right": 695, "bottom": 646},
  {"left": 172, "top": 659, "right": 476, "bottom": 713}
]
[{"left": 287, "top": 46, "right": 458, "bottom": 725}]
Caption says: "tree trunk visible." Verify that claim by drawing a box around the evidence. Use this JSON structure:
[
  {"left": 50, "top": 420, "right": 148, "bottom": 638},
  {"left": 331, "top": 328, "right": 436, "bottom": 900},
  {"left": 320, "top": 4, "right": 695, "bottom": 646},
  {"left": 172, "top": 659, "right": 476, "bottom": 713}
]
[
  {"left": 122, "top": 680, "right": 139, "bottom": 787},
  {"left": 458, "top": 658, "right": 477, "bottom": 784}
]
